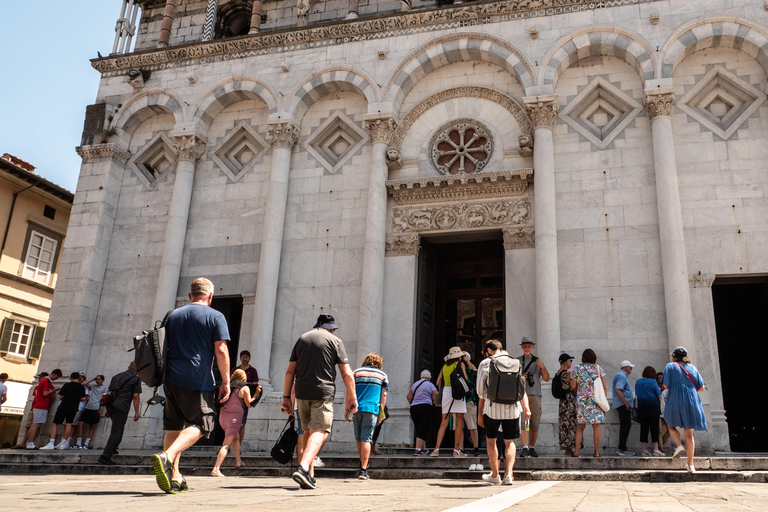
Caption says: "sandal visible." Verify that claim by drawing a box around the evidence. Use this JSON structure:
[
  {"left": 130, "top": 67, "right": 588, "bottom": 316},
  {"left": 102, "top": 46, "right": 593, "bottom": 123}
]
[
  {"left": 430, "top": 449, "right": 439, "bottom": 457},
  {"left": 211, "top": 468, "right": 226, "bottom": 477},
  {"left": 236, "top": 461, "right": 246, "bottom": 469},
  {"left": 453, "top": 449, "right": 467, "bottom": 458}
]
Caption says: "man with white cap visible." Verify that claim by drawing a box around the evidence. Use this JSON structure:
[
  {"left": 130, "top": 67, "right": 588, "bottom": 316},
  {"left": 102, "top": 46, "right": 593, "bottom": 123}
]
[{"left": 612, "top": 360, "right": 636, "bottom": 457}]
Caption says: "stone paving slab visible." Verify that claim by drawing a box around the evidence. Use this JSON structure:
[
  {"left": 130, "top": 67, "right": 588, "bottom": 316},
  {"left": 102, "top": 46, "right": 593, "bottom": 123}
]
[{"left": 2, "top": 474, "right": 768, "bottom": 511}]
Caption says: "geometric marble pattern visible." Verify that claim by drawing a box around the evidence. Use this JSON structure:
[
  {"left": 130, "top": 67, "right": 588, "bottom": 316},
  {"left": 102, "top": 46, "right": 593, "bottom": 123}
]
[
  {"left": 677, "top": 66, "right": 766, "bottom": 141},
  {"left": 305, "top": 111, "right": 368, "bottom": 174},
  {"left": 128, "top": 132, "right": 178, "bottom": 189},
  {"left": 211, "top": 121, "right": 267, "bottom": 182},
  {"left": 560, "top": 77, "right": 643, "bottom": 150}
]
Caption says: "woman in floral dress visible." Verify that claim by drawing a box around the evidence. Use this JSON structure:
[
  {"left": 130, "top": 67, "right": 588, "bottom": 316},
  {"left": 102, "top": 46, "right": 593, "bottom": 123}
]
[
  {"left": 569, "top": 348, "right": 607, "bottom": 457},
  {"left": 557, "top": 354, "right": 577, "bottom": 456}
]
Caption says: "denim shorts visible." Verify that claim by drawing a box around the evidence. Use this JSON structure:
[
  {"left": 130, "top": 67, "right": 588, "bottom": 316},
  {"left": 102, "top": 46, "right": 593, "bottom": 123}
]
[{"left": 353, "top": 411, "right": 377, "bottom": 443}]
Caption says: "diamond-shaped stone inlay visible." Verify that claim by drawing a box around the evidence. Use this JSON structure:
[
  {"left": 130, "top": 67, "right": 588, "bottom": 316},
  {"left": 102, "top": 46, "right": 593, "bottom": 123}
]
[
  {"left": 678, "top": 66, "right": 766, "bottom": 140},
  {"left": 128, "top": 132, "right": 177, "bottom": 189},
  {"left": 560, "top": 77, "right": 643, "bottom": 150},
  {"left": 211, "top": 121, "right": 267, "bottom": 182},
  {"left": 306, "top": 112, "right": 369, "bottom": 174}
]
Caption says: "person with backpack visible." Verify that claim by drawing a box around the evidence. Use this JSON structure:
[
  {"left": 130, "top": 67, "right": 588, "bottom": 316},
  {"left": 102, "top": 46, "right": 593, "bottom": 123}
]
[
  {"left": 430, "top": 346, "right": 470, "bottom": 457},
  {"left": 554, "top": 353, "right": 577, "bottom": 456},
  {"left": 476, "top": 339, "right": 530, "bottom": 485}
]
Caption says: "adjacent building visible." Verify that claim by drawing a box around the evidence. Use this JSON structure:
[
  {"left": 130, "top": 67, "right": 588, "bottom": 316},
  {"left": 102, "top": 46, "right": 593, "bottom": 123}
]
[
  {"left": 0, "top": 154, "right": 72, "bottom": 446},
  {"left": 33, "top": 0, "right": 768, "bottom": 453}
]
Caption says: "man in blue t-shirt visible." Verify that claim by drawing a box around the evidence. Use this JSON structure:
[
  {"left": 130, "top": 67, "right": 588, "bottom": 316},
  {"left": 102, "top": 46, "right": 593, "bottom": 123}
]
[
  {"left": 352, "top": 353, "right": 388, "bottom": 481},
  {"left": 151, "top": 278, "right": 230, "bottom": 494},
  {"left": 612, "top": 360, "right": 635, "bottom": 457}
]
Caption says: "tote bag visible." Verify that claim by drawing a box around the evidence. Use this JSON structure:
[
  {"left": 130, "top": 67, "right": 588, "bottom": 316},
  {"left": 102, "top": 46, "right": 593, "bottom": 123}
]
[{"left": 592, "top": 369, "right": 610, "bottom": 412}]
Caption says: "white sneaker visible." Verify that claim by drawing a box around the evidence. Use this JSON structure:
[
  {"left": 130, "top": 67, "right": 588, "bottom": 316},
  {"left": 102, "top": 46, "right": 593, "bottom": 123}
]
[
  {"left": 481, "top": 473, "right": 502, "bottom": 485},
  {"left": 56, "top": 440, "right": 69, "bottom": 450},
  {"left": 40, "top": 442, "right": 54, "bottom": 450},
  {"left": 469, "top": 464, "right": 478, "bottom": 471},
  {"left": 314, "top": 457, "right": 325, "bottom": 468},
  {"left": 687, "top": 465, "right": 696, "bottom": 473},
  {"left": 642, "top": 450, "right": 652, "bottom": 456},
  {"left": 25, "top": 442, "right": 36, "bottom": 450},
  {"left": 653, "top": 450, "right": 665, "bottom": 457},
  {"left": 672, "top": 446, "right": 685, "bottom": 459},
  {"left": 502, "top": 474, "right": 514, "bottom": 485},
  {"left": 476, "top": 464, "right": 483, "bottom": 472}
]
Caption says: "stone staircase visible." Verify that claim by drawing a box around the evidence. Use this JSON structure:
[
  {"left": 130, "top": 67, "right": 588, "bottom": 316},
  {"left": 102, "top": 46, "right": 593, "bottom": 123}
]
[{"left": 1, "top": 448, "right": 766, "bottom": 483}]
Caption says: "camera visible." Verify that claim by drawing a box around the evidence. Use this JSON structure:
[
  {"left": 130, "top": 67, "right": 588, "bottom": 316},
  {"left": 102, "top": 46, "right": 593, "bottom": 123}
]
[{"left": 526, "top": 373, "right": 535, "bottom": 387}]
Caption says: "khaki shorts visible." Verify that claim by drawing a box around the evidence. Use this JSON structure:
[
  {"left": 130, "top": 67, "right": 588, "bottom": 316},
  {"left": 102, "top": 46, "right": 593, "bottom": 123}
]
[
  {"left": 463, "top": 401, "right": 478, "bottom": 430},
  {"left": 528, "top": 394, "right": 542, "bottom": 431},
  {"left": 297, "top": 398, "right": 334, "bottom": 433}
]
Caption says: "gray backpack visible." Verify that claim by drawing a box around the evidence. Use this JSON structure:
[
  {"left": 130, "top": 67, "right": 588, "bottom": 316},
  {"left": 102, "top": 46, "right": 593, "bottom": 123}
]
[{"left": 487, "top": 354, "right": 525, "bottom": 404}]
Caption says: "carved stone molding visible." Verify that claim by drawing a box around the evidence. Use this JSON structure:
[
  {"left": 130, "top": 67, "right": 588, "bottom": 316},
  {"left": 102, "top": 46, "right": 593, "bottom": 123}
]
[
  {"left": 388, "top": 86, "right": 532, "bottom": 169},
  {"left": 645, "top": 91, "right": 675, "bottom": 120},
  {"left": 268, "top": 122, "right": 300, "bottom": 150},
  {"left": 387, "top": 168, "right": 533, "bottom": 205},
  {"left": 92, "top": 0, "right": 650, "bottom": 76},
  {"left": 175, "top": 296, "right": 192, "bottom": 308},
  {"left": 76, "top": 144, "right": 131, "bottom": 163},
  {"left": 690, "top": 273, "right": 716, "bottom": 288},
  {"left": 173, "top": 134, "right": 207, "bottom": 162},
  {"left": 502, "top": 227, "right": 535, "bottom": 250},
  {"left": 385, "top": 234, "right": 420, "bottom": 256},
  {"left": 242, "top": 293, "right": 256, "bottom": 304},
  {"left": 525, "top": 97, "right": 559, "bottom": 130},
  {"left": 365, "top": 116, "right": 398, "bottom": 144},
  {"left": 391, "top": 197, "right": 531, "bottom": 234}
]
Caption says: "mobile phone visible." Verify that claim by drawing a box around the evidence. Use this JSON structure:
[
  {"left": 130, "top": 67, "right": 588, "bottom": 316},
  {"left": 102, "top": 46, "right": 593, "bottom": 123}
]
[{"left": 346, "top": 407, "right": 354, "bottom": 421}]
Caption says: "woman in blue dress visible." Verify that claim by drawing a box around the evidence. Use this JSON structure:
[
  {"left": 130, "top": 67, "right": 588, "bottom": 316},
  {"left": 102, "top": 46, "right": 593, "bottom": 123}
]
[{"left": 661, "top": 346, "right": 706, "bottom": 473}]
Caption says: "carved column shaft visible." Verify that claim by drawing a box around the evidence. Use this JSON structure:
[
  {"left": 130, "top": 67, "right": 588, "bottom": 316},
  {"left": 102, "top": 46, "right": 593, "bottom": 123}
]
[
  {"left": 524, "top": 96, "right": 561, "bottom": 370},
  {"left": 248, "top": 122, "right": 300, "bottom": 390},
  {"left": 646, "top": 89, "right": 695, "bottom": 356},
  {"left": 202, "top": 0, "right": 219, "bottom": 42},
  {"left": 152, "top": 133, "right": 206, "bottom": 321},
  {"left": 249, "top": 0, "right": 264, "bottom": 33},
  {"left": 158, "top": 0, "right": 179, "bottom": 48},
  {"left": 358, "top": 116, "right": 398, "bottom": 359}
]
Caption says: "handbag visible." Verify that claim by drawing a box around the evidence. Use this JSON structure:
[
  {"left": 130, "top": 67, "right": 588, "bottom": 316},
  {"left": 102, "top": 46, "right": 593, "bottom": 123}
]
[
  {"left": 271, "top": 417, "right": 298, "bottom": 465},
  {"left": 592, "top": 368, "right": 610, "bottom": 412}
]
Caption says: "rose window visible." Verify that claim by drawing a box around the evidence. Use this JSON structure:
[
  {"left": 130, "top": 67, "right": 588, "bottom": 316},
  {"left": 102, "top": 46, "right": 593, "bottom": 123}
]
[{"left": 430, "top": 119, "right": 493, "bottom": 175}]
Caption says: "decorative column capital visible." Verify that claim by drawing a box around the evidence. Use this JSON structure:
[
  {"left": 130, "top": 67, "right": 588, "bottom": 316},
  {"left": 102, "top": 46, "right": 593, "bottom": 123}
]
[
  {"left": 645, "top": 89, "right": 675, "bottom": 120},
  {"left": 385, "top": 234, "right": 420, "bottom": 257},
  {"left": 364, "top": 115, "right": 398, "bottom": 145},
  {"left": 76, "top": 143, "right": 130, "bottom": 163},
  {"left": 268, "top": 122, "right": 300, "bottom": 150},
  {"left": 502, "top": 227, "right": 535, "bottom": 250},
  {"left": 172, "top": 133, "right": 207, "bottom": 162},
  {"left": 523, "top": 95, "right": 559, "bottom": 130}
]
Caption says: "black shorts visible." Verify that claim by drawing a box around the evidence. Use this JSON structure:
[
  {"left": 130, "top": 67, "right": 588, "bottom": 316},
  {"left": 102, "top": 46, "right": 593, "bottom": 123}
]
[
  {"left": 79, "top": 409, "right": 101, "bottom": 425},
  {"left": 53, "top": 408, "right": 78, "bottom": 425},
  {"left": 163, "top": 381, "right": 216, "bottom": 438},
  {"left": 483, "top": 415, "right": 521, "bottom": 440}
]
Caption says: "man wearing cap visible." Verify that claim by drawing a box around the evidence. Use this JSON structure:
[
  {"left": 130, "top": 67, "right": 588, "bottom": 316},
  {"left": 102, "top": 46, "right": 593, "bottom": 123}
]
[
  {"left": 613, "top": 360, "right": 636, "bottom": 457},
  {"left": 25, "top": 368, "right": 62, "bottom": 449},
  {"left": 282, "top": 314, "right": 357, "bottom": 490},
  {"left": 517, "top": 337, "right": 549, "bottom": 458}
]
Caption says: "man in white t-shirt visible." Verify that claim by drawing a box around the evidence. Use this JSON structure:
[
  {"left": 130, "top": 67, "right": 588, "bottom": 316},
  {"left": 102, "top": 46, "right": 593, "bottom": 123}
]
[
  {"left": 76, "top": 375, "right": 107, "bottom": 449},
  {"left": 0, "top": 373, "right": 8, "bottom": 413}
]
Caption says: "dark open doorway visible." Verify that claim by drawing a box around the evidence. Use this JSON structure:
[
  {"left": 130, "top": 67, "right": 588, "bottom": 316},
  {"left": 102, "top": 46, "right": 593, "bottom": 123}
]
[
  {"left": 711, "top": 277, "right": 768, "bottom": 452},
  {"left": 195, "top": 295, "right": 243, "bottom": 447}
]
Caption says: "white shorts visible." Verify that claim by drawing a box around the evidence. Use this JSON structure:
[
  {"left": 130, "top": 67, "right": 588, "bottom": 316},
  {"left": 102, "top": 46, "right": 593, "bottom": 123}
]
[{"left": 441, "top": 386, "right": 467, "bottom": 414}]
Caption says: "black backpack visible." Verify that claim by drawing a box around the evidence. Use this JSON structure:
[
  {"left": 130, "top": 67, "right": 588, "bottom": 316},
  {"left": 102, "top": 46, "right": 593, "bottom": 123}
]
[
  {"left": 130, "top": 310, "right": 172, "bottom": 388},
  {"left": 552, "top": 370, "right": 567, "bottom": 400},
  {"left": 271, "top": 417, "right": 298, "bottom": 464},
  {"left": 449, "top": 363, "right": 471, "bottom": 400},
  {"left": 486, "top": 353, "right": 525, "bottom": 404}
]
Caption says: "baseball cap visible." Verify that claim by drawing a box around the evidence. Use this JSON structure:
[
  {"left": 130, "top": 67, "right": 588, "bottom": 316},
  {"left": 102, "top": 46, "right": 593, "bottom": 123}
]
[
  {"left": 672, "top": 346, "right": 688, "bottom": 358},
  {"left": 559, "top": 353, "right": 574, "bottom": 364},
  {"left": 620, "top": 360, "right": 635, "bottom": 368}
]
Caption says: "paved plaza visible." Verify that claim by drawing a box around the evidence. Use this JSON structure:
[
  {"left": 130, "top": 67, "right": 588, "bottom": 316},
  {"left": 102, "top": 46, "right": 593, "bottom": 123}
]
[{"left": 3, "top": 473, "right": 767, "bottom": 511}]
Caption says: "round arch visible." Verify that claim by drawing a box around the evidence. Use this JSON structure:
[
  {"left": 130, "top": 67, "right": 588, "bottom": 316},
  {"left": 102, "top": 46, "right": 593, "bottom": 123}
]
[
  {"left": 194, "top": 76, "right": 278, "bottom": 135},
  {"left": 112, "top": 90, "right": 184, "bottom": 141},
  {"left": 383, "top": 33, "right": 536, "bottom": 116},
  {"left": 539, "top": 27, "right": 656, "bottom": 89},
  {"left": 660, "top": 17, "right": 768, "bottom": 79},
  {"left": 287, "top": 67, "right": 378, "bottom": 123}
]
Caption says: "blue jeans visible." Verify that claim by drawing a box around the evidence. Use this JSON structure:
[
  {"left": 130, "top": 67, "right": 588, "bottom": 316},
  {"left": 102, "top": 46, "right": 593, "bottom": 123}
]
[{"left": 353, "top": 411, "right": 377, "bottom": 443}]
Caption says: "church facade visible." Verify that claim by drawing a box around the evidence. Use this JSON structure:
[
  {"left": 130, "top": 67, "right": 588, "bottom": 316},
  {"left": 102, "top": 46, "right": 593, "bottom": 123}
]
[{"left": 36, "top": 0, "right": 768, "bottom": 453}]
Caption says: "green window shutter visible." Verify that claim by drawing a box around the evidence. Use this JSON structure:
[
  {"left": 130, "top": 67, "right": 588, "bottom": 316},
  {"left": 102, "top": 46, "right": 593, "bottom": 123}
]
[
  {"left": 27, "top": 325, "right": 45, "bottom": 362},
  {"left": 0, "top": 318, "right": 13, "bottom": 356}
]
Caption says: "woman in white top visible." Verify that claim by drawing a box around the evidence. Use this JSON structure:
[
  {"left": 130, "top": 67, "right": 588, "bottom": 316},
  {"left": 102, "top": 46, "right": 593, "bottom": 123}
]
[{"left": 430, "top": 346, "right": 469, "bottom": 458}]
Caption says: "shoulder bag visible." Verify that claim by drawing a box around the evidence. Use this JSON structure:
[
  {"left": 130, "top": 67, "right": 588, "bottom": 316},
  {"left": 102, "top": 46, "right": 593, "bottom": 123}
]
[
  {"left": 408, "top": 380, "right": 427, "bottom": 406},
  {"left": 592, "top": 367, "right": 610, "bottom": 412}
]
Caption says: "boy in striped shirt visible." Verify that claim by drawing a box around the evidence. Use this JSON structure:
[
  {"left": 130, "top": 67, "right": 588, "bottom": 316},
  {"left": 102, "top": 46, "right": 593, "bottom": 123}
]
[{"left": 353, "top": 353, "right": 389, "bottom": 480}]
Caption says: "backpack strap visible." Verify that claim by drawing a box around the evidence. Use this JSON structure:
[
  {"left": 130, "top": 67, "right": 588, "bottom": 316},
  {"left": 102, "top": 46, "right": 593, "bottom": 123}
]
[{"left": 520, "top": 355, "right": 537, "bottom": 374}]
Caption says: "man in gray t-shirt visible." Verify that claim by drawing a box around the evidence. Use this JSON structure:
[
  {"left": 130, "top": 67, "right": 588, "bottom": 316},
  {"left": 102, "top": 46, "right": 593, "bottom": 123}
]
[
  {"left": 77, "top": 375, "right": 107, "bottom": 449},
  {"left": 518, "top": 337, "right": 549, "bottom": 458},
  {"left": 282, "top": 314, "right": 357, "bottom": 490}
]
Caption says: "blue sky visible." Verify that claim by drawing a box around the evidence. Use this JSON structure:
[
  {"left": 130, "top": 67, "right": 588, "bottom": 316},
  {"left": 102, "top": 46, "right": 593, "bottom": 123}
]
[{"left": 0, "top": 2, "right": 120, "bottom": 191}]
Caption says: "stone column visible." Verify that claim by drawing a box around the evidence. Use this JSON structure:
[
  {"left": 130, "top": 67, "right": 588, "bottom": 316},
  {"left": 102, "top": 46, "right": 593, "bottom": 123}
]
[
  {"left": 248, "top": 121, "right": 300, "bottom": 391},
  {"left": 43, "top": 144, "right": 129, "bottom": 372},
  {"left": 358, "top": 115, "right": 397, "bottom": 361},
  {"left": 345, "top": 0, "right": 359, "bottom": 19},
  {"left": 524, "top": 96, "right": 561, "bottom": 369},
  {"left": 157, "top": 0, "right": 179, "bottom": 48},
  {"left": 249, "top": 0, "right": 264, "bottom": 34},
  {"left": 151, "top": 132, "right": 206, "bottom": 321},
  {"left": 646, "top": 87, "right": 695, "bottom": 355},
  {"left": 202, "top": 0, "right": 219, "bottom": 42}
]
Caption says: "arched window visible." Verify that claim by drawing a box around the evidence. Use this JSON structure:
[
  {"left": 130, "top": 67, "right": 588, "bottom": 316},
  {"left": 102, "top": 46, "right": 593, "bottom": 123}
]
[{"left": 215, "top": 0, "right": 253, "bottom": 39}]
